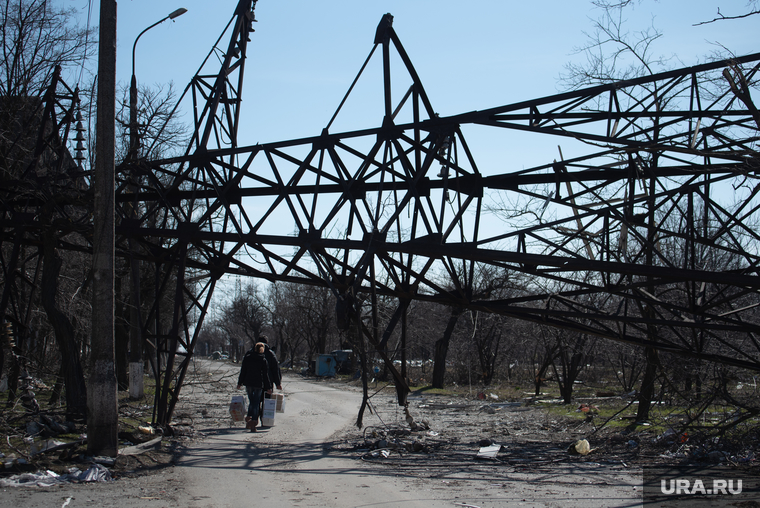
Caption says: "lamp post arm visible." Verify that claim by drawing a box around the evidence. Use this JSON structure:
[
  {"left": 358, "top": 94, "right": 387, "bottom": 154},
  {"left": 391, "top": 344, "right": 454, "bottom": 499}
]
[
  {"left": 129, "top": 8, "right": 187, "bottom": 161},
  {"left": 130, "top": 16, "right": 168, "bottom": 161},
  {"left": 131, "top": 15, "right": 171, "bottom": 80}
]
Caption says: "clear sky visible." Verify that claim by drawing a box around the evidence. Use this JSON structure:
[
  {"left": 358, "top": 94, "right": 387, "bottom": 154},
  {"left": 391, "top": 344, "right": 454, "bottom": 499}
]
[{"left": 68, "top": 0, "right": 759, "bottom": 166}]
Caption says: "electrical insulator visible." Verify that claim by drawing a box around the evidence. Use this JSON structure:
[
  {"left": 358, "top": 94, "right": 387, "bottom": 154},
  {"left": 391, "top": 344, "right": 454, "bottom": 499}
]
[{"left": 73, "top": 106, "right": 86, "bottom": 167}]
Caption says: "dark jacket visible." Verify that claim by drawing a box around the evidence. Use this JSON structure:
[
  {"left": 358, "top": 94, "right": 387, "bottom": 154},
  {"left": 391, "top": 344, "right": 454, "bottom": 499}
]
[
  {"left": 264, "top": 345, "right": 282, "bottom": 387},
  {"left": 238, "top": 349, "right": 272, "bottom": 390}
]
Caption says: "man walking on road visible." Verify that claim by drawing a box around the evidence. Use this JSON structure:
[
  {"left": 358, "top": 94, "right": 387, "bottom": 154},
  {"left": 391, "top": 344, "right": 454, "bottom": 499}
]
[{"left": 237, "top": 341, "right": 271, "bottom": 432}]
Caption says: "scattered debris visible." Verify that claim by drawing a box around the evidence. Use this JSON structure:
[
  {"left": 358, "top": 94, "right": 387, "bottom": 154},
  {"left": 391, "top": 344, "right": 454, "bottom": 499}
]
[
  {"left": 568, "top": 439, "right": 593, "bottom": 456},
  {"left": 30, "top": 439, "right": 65, "bottom": 455},
  {"left": 653, "top": 428, "right": 688, "bottom": 446},
  {"left": 476, "top": 444, "right": 501, "bottom": 459},
  {"left": 0, "top": 463, "right": 112, "bottom": 487},
  {"left": 403, "top": 405, "right": 430, "bottom": 431},
  {"left": 25, "top": 415, "right": 76, "bottom": 439}
]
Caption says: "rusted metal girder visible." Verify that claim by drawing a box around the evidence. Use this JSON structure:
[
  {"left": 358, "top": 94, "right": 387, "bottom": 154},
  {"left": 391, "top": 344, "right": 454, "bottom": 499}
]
[
  {"left": 3, "top": 2, "right": 760, "bottom": 424},
  {"left": 111, "top": 7, "right": 759, "bottom": 415}
]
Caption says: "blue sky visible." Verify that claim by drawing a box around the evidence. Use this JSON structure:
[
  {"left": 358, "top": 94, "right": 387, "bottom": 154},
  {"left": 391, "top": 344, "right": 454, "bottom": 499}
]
[{"left": 69, "top": 0, "right": 759, "bottom": 161}]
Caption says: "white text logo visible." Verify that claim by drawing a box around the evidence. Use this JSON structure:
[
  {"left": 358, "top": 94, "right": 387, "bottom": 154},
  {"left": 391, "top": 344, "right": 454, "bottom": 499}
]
[{"left": 661, "top": 479, "right": 742, "bottom": 495}]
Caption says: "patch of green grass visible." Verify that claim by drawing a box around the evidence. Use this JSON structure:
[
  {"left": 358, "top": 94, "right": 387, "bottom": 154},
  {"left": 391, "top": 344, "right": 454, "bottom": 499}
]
[{"left": 538, "top": 397, "right": 760, "bottom": 436}]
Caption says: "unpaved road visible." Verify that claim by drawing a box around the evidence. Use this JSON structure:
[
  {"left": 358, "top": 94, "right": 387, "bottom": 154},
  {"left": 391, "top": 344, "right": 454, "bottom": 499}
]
[{"left": 0, "top": 360, "right": 643, "bottom": 507}]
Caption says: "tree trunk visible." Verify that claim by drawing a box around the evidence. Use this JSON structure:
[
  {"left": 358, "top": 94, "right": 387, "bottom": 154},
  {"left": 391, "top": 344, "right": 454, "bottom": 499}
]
[
  {"left": 41, "top": 237, "right": 88, "bottom": 421},
  {"left": 48, "top": 365, "right": 64, "bottom": 406},
  {"left": 637, "top": 170, "right": 660, "bottom": 422},
  {"left": 635, "top": 345, "right": 659, "bottom": 421},
  {"left": 431, "top": 306, "right": 462, "bottom": 389},
  {"left": 353, "top": 314, "right": 370, "bottom": 429},
  {"left": 533, "top": 340, "right": 558, "bottom": 396},
  {"left": 4, "top": 352, "right": 20, "bottom": 410},
  {"left": 557, "top": 351, "right": 583, "bottom": 404}
]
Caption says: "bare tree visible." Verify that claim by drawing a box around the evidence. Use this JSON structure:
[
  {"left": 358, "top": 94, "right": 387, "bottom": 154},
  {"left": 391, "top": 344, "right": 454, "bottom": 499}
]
[
  {"left": 263, "top": 282, "right": 337, "bottom": 370},
  {"left": 552, "top": 332, "right": 597, "bottom": 404},
  {"left": 213, "top": 282, "right": 267, "bottom": 360},
  {"left": 115, "top": 82, "right": 189, "bottom": 162},
  {"left": 431, "top": 305, "right": 464, "bottom": 389},
  {"left": 0, "top": 0, "right": 94, "bottom": 97},
  {"left": 1, "top": 0, "right": 94, "bottom": 419},
  {"left": 557, "top": 0, "right": 672, "bottom": 422},
  {"left": 532, "top": 327, "right": 560, "bottom": 396},
  {"left": 560, "top": 0, "right": 669, "bottom": 91}
]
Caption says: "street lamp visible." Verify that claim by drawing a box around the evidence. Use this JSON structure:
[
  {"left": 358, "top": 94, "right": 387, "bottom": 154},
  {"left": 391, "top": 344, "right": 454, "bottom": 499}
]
[
  {"left": 127, "top": 8, "right": 186, "bottom": 401},
  {"left": 129, "top": 7, "right": 187, "bottom": 161}
]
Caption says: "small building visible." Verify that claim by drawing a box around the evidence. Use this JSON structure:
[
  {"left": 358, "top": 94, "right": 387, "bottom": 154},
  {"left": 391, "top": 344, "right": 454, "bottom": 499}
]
[{"left": 314, "top": 354, "right": 336, "bottom": 377}]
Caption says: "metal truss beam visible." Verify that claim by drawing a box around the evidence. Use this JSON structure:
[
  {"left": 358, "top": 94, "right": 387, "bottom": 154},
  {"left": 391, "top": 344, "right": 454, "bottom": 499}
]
[{"left": 3, "top": 3, "right": 760, "bottom": 424}]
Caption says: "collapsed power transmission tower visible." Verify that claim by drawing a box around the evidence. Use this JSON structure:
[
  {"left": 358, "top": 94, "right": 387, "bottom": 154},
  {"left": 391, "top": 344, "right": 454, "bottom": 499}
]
[{"left": 2, "top": 0, "right": 759, "bottom": 426}]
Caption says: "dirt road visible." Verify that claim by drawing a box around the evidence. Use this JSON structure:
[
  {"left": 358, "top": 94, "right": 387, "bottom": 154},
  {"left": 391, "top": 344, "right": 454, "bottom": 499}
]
[
  {"left": 176, "top": 370, "right": 467, "bottom": 507},
  {"left": 0, "top": 360, "right": 643, "bottom": 507}
]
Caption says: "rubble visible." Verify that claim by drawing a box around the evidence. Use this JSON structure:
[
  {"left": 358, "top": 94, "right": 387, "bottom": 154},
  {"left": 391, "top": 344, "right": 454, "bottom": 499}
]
[{"left": 0, "top": 463, "right": 112, "bottom": 487}]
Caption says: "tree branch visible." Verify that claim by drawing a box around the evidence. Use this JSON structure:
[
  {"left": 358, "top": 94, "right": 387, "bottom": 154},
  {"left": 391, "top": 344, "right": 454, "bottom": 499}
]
[{"left": 693, "top": 8, "right": 760, "bottom": 26}]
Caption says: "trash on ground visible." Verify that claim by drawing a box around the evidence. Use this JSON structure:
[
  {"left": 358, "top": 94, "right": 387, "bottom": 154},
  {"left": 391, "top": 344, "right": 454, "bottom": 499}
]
[
  {"left": 0, "top": 463, "right": 112, "bottom": 488},
  {"left": 476, "top": 444, "right": 501, "bottom": 459},
  {"left": 568, "top": 439, "right": 594, "bottom": 456},
  {"left": 30, "top": 439, "right": 65, "bottom": 455}
]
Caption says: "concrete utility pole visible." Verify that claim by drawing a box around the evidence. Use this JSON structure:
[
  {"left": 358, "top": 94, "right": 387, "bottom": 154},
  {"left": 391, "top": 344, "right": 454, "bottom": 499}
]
[{"left": 88, "top": 0, "right": 118, "bottom": 457}]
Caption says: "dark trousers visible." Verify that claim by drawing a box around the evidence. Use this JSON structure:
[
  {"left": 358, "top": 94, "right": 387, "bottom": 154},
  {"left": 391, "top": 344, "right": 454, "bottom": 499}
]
[{"left": 245, "top": 386, "right": 263, "bottom": 420}]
